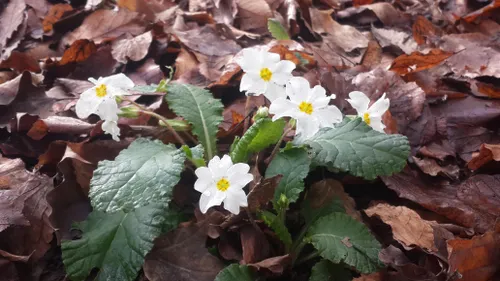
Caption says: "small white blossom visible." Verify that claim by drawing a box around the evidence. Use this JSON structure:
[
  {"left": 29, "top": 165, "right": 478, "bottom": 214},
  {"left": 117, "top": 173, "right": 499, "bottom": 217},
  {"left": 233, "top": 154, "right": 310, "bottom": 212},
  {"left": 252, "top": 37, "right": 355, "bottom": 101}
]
[
  {"left": 269, "top": 77, "right": 343, "bottom": 140},
  {"left": 236, "top": 48, "right": 295, "bottom": 102},
  {"left": 75, "top": 73, "right": 134, "bottom": 140},
  {"left": 194, "top": 155, "right": 253, "bottom": 215},
  {"left": 346, "top": 91, "right": 390, "bottom": 133}
]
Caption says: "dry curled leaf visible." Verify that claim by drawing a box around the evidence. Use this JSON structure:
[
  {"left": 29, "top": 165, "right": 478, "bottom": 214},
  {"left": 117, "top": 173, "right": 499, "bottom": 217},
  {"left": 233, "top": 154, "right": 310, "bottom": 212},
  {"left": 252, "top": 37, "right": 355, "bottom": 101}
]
[
  {"left": 60, "top": 39, "right": 98, "bottom": 65},
  {"left": 0, "top": 51, "right": 41, "bottom": 73},
  {"left": 468, "top": 143, "right": 500, "bottom": 170},
  {"left": 42, "top": 3, "right": 73, "bottom": 33},
  {"left": 390, "top": 49, "right": 453, "bottom": 76},
  {"left": 412, "top": 15, "right": 441, "bottom": 45},
  {"left": 111, "top": 31, "right": 153, "bottom": 63}
]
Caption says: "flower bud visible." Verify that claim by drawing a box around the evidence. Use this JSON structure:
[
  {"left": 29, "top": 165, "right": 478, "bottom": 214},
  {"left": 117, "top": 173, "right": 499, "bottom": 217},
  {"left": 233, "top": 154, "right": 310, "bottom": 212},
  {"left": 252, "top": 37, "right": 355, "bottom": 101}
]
[
  {"left": 118, "top": 106, "right": 140, "bottom": 118},
  {"left": 253, "top": 106, "right": 269, "bottom": 121}
]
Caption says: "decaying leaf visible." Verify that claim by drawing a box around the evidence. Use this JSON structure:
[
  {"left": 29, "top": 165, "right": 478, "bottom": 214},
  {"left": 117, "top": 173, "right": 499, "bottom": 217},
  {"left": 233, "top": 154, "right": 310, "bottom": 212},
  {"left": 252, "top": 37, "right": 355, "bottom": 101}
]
[
  {"left": 468, "top": 143, "right": 500, "bottom": 170},
  {"left": 390, "top": 49, "right": 453, "bottom": 75},
  {"left": 111, "top": 31, "right": 153, "bottom": 63},
  {"left": 42, "top": 4, "right": 73, "bottom": 33}
]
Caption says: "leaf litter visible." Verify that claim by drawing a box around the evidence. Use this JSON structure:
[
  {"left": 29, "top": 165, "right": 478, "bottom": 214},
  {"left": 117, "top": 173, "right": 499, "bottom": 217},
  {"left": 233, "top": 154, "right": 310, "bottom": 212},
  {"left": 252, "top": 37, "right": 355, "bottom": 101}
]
[{"left": 0, "top": 0, "right": 500, "bottom": 280}]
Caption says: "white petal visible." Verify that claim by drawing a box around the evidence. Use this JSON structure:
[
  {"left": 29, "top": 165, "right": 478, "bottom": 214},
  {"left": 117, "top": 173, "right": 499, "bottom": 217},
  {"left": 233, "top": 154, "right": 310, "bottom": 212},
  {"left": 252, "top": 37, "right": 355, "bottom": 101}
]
[
  {"left": 228, "top": 173, "right": 253, "bottom": 187},
  {"left": 296, "top": 116, "right": 320, "bottom": 139},
  {"left": 208, "top": 155, "right": 232, "bottom": 179},
  {"left": 367, "top": 93, "right": 390, "bottom": 118},
  {"left": 88, "top": 77, "right": 99, "bottom": 84},
  {"left": 315, "top": 106, "right": 343, "bottom": 128},
  {"left": 347, "top": 91, "right": 370, "bottom": 114},
  {"left": 107, "top": 85, "right": 131, "bottom": 97},
  {"left": 101, "top": 120, "right": 120, "bottom": 141},
  {"left": 271, "top": 60, "right": 296, "bottom": 74},
  {"left": 261, "top": 50, "right": 281, "bottom": 65},
  {"left": 236, "top": 48, "right": 262, "bottom": 72},
  {"left": 99, "top": 73, "right": 135, "bottom": 89},
  {"left": 270, "top": 72, "right": 293, "bottom": 86},
  {"left": 224, "top": 189, "right": 248, "bottom": 214},
  {"left": 199, "top": 190, "right": 226, "bottom": 213},
  {"left": 286, "top": 77, "right": 311, "bottom": 103},
  {"left": 240, "top": 73, "right": 257, "bottom": 92},
  {"left": 195, "top": 166, "right": 213, "bottom": 181},
  {"left": 226, "top": 163, "right": 250, "bottom": 177},
  {"left": 96, "top": 97, "right": 119, "bottom": 121},
  {"left": 220, "top": 155, "right": 233, "bottom": 172},
  {"left": 269, "top": 98, "right": 300, "bottom": 121},
  {"left": 75, "top": 87, "right": 101, "bottom": 119},
  {"left": 263, "top": 82, "right": 286, "bottom": 102},
  {"left": 310, "top": 85, "right": 330, "bottom": 108},
  {"left": 243, "top": 76, "right": 267, "bottom": 96},
  {"left": 369, "top": 116, "right": 386, "bottom": 132},
  {"left": 194, "top": 178, "right": 211, "bottom": 193}
]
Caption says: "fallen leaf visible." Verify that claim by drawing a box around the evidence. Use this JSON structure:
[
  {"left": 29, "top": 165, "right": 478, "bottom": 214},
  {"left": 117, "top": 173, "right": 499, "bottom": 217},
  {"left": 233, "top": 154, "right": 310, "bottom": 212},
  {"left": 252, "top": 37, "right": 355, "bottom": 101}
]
[
  {"left": 236, "top": 0, "right": 272, "bottom": 31},
  {"left": 378, "top": 245, "right": 438, "bottom": 281},
  {"left": 336, "top": 3, "right": 410, "bottom": 27},
  {"left": 412, "top": 15, "right": 441, "bottom": 45},
  {"left": 310, "top": 8, "right": 369, "bottom": 52},
  {"left": 361, "top": 40, "right": 382, "bottom": 68},
  {"left": 144, "top": 221, "right": 225, "bottom": 281},
  {"left": 27, "top": 116, "right": 94, "bottom": 140},
  {"left": 462, "top": 0, "right": 500, "bottom": 23},
  {"left": 42, "top": 3, "right": 73, "bottom": 33},
  {"left": 0, "top": 51, "right": 41, "bottom": 73},
  {"left": 470, "top": 80, "right": 500, "bottom": 99},
  {"left": 63, "top": 9, "right": 145, "bottom": 46},
  {"left": 60, "top": 39, "right": 98, "bottom": 65},
  {"left": 365, "top": 203, "right": 452, "bottom": 256},
  {"left": 382, "top": 168, "right": 500, "bottom": 233},
  {"left": 248, "top": 255, "right": 291, "bottom": 275},
  {"left": 390, "top": 49, "right": 453, "bottom": 76},
  {"left": 411, "top": 156, "right": 459, "bottom": 179},
  {"left": 371, "top": 26, "right": 418, "bottom": 55},
  {"left": 0, "top": 158, "right": 55, "bottom": 261},
  {"left": 0, "top": 0, "right": 26, "bottom": 54},
  {"left": 447, "top": 222, "right": 500, "bottom": 281},
  {"left": 247, "top": 175, "right": 283, "bottom": 212},
  {"left": 240, "top": 224, "right": 271, "bottom": 264},
  {"left": 111, "top": 31, "right": 153, "bottom": 63},
  {"left": 468, "top": 143, "right": 500, "bottom": 170}
]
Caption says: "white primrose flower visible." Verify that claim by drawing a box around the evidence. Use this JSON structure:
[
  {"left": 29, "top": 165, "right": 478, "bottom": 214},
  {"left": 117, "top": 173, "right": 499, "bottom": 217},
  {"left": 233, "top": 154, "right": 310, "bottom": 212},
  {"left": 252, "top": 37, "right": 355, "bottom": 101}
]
[
  {"left": 269, "top": 77, "right": 343, "bottom": 140},
  {"left": 236, "top": 48, "right": 296, "bottom": 102},
  {"left": 75, "top": 73, "right": 134, "bottom": 140},
  {"left": 346, "top": 91, "right": 390, "bottom": 133},
  {"left": 194, "top": 155, "right": 253, "bottom": 215}
]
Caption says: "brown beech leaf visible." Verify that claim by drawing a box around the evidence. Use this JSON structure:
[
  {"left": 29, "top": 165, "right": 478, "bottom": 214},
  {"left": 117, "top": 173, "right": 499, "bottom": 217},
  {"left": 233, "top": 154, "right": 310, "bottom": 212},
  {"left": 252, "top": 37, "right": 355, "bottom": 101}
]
[
  {"left": 361, "top": 40, "right": 382, "bottom": 68},
  {"left": 447, "top": 222, "right": 500, "bottom": 281},
  {"left": 470, "top": 80, "right": 500, "bottom": 99},
  {"left": 353, "top": 272, "right": 383, "bottom": 281},
  {"left": 60, "top": 39, "right": 98, "bottom": 65},
  {"left": 0, "top": 158, "right": 55, "bottom": 261},
  {"left": 382, "top": 168, "right": 500, "bottom": 233},
  {"left": 371, "top": 26, "right": 418, "bottom": 55},
  {"left": 379, "top": 245, "right": 438, "bottom": 281},
  {"left": 0, "top": 258, "right": 18, "bottom": 281},
  {"left": 0, "top": 72, "right": 54, "bottom": 128},
  {"left": 111, "top": 31, "right": 153, "bottom": 63},
  {"left": 468, "top": 143, "right": 500, "bottom": 170},
  {"left": 236, "top": 0, "right": 272, "bottom": 31},
  {"left": 462, "top": 0, "right": 500, "bottom": 23},
  {"left": 247, "top": 175, "right": 283, "bottom": 212},
  {"left": 0, "top": 51, "right": 41, "bottom": 73},
  {"left": 390, "top": 49, "right": 453, "bottom": 75},
  {"left": 310, "top": 8, "right": 369, "bottom": 52},
  {"left": 411, "top": 156, "right": 459, "bottom": 179},
  {"left": 42, "top": 3, "right": 73, "bottom": 33},
  {"left": 365, "top": 203, "right": 452, "bottom": 257},
  {"left": 27, "top": 116, "right": 94, "bottom": 140},
  {"left": 63, "top": 9, "right": 145, "bottom": 46},
  {"left": 240, "top": 224, "right": 271, "bottom": 264},
  {"left": 248, "top": 254, "right": 291, "bottom": 275},
  {"left": 0, "top": 0, "right": 26, "bottom": 53},
  {"left": 412, "top": 15, "right": 441, "bottom": 45},
  {"left": 144, "top": 221, "right": 225, "bottom": 281},
  {"left": 336, "top": 3, "right": 410, "bottom": 27}
]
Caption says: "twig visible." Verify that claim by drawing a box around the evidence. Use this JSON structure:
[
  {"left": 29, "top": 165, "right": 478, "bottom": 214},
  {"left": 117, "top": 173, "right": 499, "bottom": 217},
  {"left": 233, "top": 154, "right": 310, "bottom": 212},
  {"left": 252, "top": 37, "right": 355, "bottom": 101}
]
[{"left": 267, "top": 121, "right": 293, "bottom": 164}]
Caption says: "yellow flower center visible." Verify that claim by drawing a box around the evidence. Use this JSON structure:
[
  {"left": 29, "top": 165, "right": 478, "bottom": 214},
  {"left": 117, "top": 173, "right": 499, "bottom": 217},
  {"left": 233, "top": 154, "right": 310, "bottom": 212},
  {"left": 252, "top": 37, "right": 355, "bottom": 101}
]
[
  {"left": 298, "top": 101, "right": 314, "bottom": 115},
  {"left": 95, "top": 84, "right": 107, "bottom": 98},
  {"left": 260, "top": 68, "right": 273, "bottom": 82},
  {"left": 363, "top": 112, "right": 371, "bottom": 125},
  {"left": 216, "top": 178, "right": 230, "bottom": 192}
]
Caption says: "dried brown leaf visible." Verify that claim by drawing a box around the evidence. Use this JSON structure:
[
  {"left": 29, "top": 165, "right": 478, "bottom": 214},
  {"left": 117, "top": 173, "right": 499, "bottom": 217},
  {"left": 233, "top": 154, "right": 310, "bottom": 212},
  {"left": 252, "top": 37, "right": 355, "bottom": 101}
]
[
  {"left": 412, "top": 15, "right": 441, "bottom": 45},
  {"left": 390, "top": 49, "right": 453, "bottom": 76},
  {"left": 447, "top": 222, "right": 500, "bottom": 281},
  {"left": 411, "top": 156, "right": 459, "bottom": 179},
  {"left": 371, "top": 26, "right": 418, "bottom": 55},
  {"left": 144, "top": 221, "right": 225, "bottom": 281},
  {"left": 236, "top": 0, "right": 272, "bottom": 31},
  {"left": 240, "top": 224, "right": 271, "bottom": 264},
  {"left": 248, "top": 255, "right": 291, "bottom": 275},
  {"left": 462, "top": 0, "right": 500, "bottom": 23},
  {"left": 468, "top": 143, "right": 500, "bottom": 170},
  {"left": 0, "top": 51, "right": 41, "bottom": 73},
  {"left": 247, "top": 175, "right": 282, "bottom": 212},
  {"left": 42, "top": 3, "right": 73, "bottom": 33},
  {"left": 0, "top": 0, "right": 26, "bottom": 52},
  {"left": 337, "top": 3, "right": 410, "bottom": 27},
  {"left": 111, "top": 31, "right": 153, "bottom": 63},
  {"left": 60, "top": 39, "right": 98, "bottom": 65}
]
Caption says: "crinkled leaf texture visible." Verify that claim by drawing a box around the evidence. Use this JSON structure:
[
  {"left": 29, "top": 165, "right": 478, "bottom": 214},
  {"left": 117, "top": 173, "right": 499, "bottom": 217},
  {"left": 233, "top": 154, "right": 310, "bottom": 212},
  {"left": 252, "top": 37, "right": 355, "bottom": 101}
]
[
  {"left": 309, "top": 260, "right": 352, "bottom": 281},
  {"left": 215, "top": 264, "right": 255, "bottom": 281},
  {"left": 259, "top": 210, "right": 292, "bottom": 249},
  {"left": 305, "top": 118, "right": 410, "bottom": 180},
  {"left": 166, "top": 83, "right": 223, "bottom": 160},
  {"left": 61, "top": 204, "right": 166, "bottom": 281},
  {"left": 231, "top": 118, "right": 285, "bottom": 163},
  {"left": 307, "top": 212, "right": 383, "bottom": 274},
  {"left": 90, "top": 138, "right": 185, "bottom": 213},
  {"left": 265, "top": 147, "right": 311, "bottom": 205},
  {"left": 268, "top": 18, "right": 290, "bottom": 40}
]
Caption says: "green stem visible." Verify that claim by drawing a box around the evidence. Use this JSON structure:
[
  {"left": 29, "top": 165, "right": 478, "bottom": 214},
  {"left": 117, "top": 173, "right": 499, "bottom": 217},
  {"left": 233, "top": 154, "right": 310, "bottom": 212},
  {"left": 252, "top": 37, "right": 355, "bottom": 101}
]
[
  {"left": 294, "top": 251, "right": 320, "bottom": 265},
  {"left": 268, "top": 120, "right": 292, "bottom": 163},
  {"left": 124, "top": 98, "right": 187, "bottom": 145}
]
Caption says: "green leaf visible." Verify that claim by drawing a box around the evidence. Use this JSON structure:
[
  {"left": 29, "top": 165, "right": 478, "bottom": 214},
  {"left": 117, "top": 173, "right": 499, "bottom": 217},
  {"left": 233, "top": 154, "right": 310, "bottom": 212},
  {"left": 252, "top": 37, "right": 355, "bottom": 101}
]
[
  {"left": 215, "top": 264, "right": 255, "bottom": 281},
  {"left": 268, "top": 18, "right": 290, "bottom": 40},
  {"left": 230, "top": 118, "right": 285, "bottom": 163},
  {"left": 305, "top": 118, "right": 410, "bottom": 180},
  {"left": 166, "top": 83, "right": 223, "bottom": 160},
  {"left": 90, "top": 138, "right": 185, "bottom": 213},
  {"left": 62, "top": 204, "right": 166, "bottom": 281},
  {"left": 306, "top": 213, "right": 383, "bottom": 274},
  {"left": 182, "top": 144, "right": 206, "bottom": 167},
  {"left": 265, "top": 147, "right": 311, "bottom": 205},
  {"left": 309, "top": 260, "right": 352, "bottom": 281},
  {"left": 259, "top": 210, "right": 292, "bottom": 249},
  {"left": 132, "top": 84, "right": 158, "bottom": 93}
]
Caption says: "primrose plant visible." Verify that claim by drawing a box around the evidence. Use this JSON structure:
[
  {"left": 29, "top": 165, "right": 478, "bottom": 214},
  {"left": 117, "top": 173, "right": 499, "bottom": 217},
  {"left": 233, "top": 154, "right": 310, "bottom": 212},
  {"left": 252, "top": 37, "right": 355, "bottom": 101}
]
[{"left": 61, "top": 48, "right": 409, "bottom": 281}]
